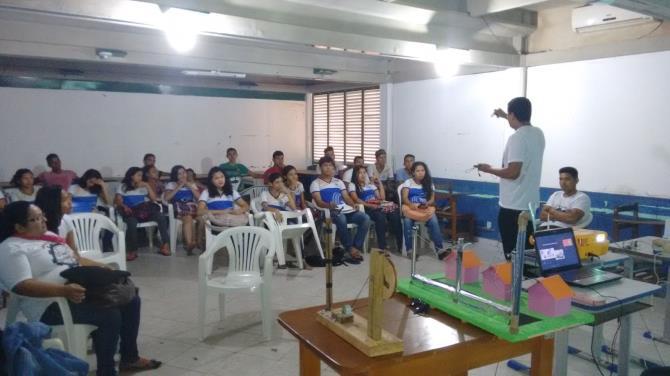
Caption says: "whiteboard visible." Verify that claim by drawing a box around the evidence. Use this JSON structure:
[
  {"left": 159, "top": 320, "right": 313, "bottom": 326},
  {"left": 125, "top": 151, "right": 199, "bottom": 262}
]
[{"left": 0, "top": 88, "right": 307, "bottom": 181}]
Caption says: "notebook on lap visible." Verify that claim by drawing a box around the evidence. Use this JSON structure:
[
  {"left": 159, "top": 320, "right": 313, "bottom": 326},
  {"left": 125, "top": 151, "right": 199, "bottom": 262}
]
[{"left": 534, "top": 227, "right": 621, "bottom": 287}]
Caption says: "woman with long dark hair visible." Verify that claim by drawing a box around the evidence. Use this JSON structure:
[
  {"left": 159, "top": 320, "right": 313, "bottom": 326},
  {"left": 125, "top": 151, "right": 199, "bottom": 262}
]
[
  {"left": 164, "top": 165, "right": 201, "bottom": 254},
  {"left": 68, "top": 169, "right": 110, "bottom": 213},
  {"left": 197, "top": 167, "right": 249, "bottom": 228},
  {"left": 5, "top": 168, "right": 40, "bottom": 203},
  {"left": 35, "top": 185, "right": 76, "bottom": 251},
  {"left": 399, "top": 161, "right": 447, "bottom": 260},
  {"left": 114, "top": 167, "right": 170, "bottom": 260},
  {"left": 0, "top": 201, "right": 161, "bottom": 375}
]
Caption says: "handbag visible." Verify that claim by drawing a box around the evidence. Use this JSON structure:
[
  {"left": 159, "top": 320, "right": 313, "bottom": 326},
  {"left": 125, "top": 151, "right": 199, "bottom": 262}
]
[
  {"left": 130, "top": 202, "right": 160, "bottom": 222},
  {"left": 402, "top": 204, "right": 435, "bottom": 222},
  {"left": 61, "top": 266, "right": 137, "bottom": 308}
]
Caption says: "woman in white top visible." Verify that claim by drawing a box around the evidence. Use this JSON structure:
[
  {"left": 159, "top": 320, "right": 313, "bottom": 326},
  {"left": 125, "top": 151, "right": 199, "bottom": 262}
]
[
  {"left": 400, "top": 161, "right": 447, "bottom": 260},
  {"left": 114, "top": 167, "right": 170, "bottom": 260},
  {"left": 282, "top": 165, "right": 306, "bottom": 211},
  {"left": 197, "top": 167, "right": 250, "bottom": 228},
  {"left": 261, "top": 172, "right": 296, "bottom": 222},
  {"left": 0, "top": 201, "right": 162, "bottom": 375},
  {"left": 68, "top": 169, "right": 110, "bottom": 214},
  {"left": 349, "top": 166, "right": 402, "bottom": 252},
  {"left": 35, "top": 185, "right": 77, "bottom": 252},
  {"left": 6, "top": 168, "right": 40, "bottom": 203},
  {"left": 164, "top": 165, "right": 202, "bottom": 255}
]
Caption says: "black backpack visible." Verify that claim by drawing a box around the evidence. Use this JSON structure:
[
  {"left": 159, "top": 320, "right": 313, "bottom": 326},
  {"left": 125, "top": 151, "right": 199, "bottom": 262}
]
[{"left": 305, "top": 246, "right": 346, "bottom": 267}]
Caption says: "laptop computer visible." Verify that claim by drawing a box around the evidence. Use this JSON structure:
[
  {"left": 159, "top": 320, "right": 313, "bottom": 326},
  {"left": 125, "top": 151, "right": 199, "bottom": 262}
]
[{"left": 534, "top": 227, "right": 621, "bottom": 287}]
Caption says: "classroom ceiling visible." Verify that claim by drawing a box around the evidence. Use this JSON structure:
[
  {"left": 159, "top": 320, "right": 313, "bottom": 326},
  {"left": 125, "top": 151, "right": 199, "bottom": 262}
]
[{"left": 0, "top": 0, "right": 668, "bottom": 90}]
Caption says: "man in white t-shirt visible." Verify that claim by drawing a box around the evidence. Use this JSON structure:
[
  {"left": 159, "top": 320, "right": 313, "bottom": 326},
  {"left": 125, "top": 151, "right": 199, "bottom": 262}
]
[
  {"left": 540, "top": 167, "right": 591, "bottom": 229},
  {"left": 476, "top": 97, "right": 545, "bottom": 261},
  {"left": 342, "top": 156, "right": 367, "bottom": 183},
  {"left": 367, "top": 149, "right": 394, "bottom": 182}
]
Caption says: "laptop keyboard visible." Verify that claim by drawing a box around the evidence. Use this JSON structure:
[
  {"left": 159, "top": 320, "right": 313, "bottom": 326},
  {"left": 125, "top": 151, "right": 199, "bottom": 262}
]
[{"left": 560, "top": 268, "right": 599, "bottom": 280}]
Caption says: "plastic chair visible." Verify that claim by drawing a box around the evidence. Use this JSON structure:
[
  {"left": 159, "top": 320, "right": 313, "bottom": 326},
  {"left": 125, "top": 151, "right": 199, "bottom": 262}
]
[
  {"left": 67, "top": 213, "right": 127, "bottom": 270},
  {"left": 263, "top": 209, "right": 324, "bottom": 269},
  {"left": 114, "top": 205, "right": 163, "bottom": 252},
  {"left": 397, "top": 185, "right": 431, "bottom": 257},
  {"left": 309, "top": 200, "right": 368, "bottom": 252},
  {"left": 197, "top": 226, "right": 275, "bottom": 341},
  {"left": 239, "top": 185, "right": 267, "bottom": 203},
  {"left": 5, "top": 294, "right": 97, "bottom": 362},
  {"left": 248, "top": 196, "right": 269, "bottom": 227}
]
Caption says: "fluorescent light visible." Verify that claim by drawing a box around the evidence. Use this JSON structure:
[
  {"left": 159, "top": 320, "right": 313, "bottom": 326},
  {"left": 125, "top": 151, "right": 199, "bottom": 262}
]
[
  {"left": 162, "top": 8, "right": 203, "bottom": 53},
  {"left": 181, "top": 70, "right": 247, "bottom": 78},
  {"left": 433, "top": 48, "right": 470, "bottom": 77}
]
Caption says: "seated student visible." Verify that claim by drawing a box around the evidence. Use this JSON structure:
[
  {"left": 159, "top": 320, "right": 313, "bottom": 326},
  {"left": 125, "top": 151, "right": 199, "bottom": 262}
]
[
  {"left": 142, "top": 153, "right": 168, "bottom": 177},
  {"left": 349, "top": 166, "right": 402, "bottom": 252},
  {"left": 341, "top": 156, "right": 368, "bottom": 183},
  {"left": 186, "top": 168, "right": 206, "bottom": 193},
  {"left": 311, "top": 156, "right": 370, "bottom": 262},
  {"left": 316, "top": 146, "right": 347, "bottom": 175},
  {"left": 282, "top": 165, "right": 306, "bottom": 211},
  {"left": 5, "top": 169, "right": 41, "bottom": 203},
  {"left": 35, "top": 185, "right": 77, "bottom": 252},
  {"left": 0, "top": 201, "right": 162, "bottom": 376},
  {"left": 261, "top": 173, "right": 297, "bottom": 220},
  {"left": 68, "top": 169, "right": 110, "bottom": 213},
  {"left": 114, "top": 167, "right": 170, "bottom": 260},
  {"left": 142, "top": 165, "right": 164, "bottom": 198},
  {"left": 198, "top": 167, "right": 250, "bottom": 228},
  {"left": 164, "top": 165, "right": 201, "bottom": 255},
  {"left": 400, "top": 161, "right": 448, "bottom": 260},
  {"left": 540, "top": 167, "right": 592, "bottom": 229},
  {"left": 395, "top": 154, "right": 415, "bottom": 183},
  {"left": 36, "top": 153, "right": 78, "bottom": 190},
  {"left": 368, "top": 149, "right": 394, "bottom": 182},
  {"left": 263, "top": 150, "right": 286, "bottom": 184},
  {"left": 219, "top": 147, "right": 263, "bottom": 191}
]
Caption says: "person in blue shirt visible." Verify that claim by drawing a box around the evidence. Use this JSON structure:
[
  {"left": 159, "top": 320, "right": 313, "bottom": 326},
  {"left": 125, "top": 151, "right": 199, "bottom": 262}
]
[{"left": 394, "top": 154, "right": 415, "bottom": 183}]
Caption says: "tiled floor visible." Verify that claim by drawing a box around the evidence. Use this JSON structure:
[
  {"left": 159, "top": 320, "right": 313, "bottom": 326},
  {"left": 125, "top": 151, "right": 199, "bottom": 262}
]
[{"left": 4, "top": 236, "right": 669, "bottom": 375}]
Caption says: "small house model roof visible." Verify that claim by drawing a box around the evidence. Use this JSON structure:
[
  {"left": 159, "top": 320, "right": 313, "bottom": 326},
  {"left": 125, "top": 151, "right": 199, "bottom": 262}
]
[
  {"left": 534, "top": 275, "right": 574, "bottom": 299},
  {"left": 484, "top": 262, "right": 512, "bottom": 284},
  {"left": 446, "top": 250, "right": 482, "bottom": 268}
]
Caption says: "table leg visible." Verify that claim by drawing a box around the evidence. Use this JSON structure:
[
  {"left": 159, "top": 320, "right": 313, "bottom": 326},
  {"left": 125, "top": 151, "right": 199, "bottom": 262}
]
[
  {"left": 531, "top": 335, "right": 554, "bottom": 376},
  {"left": 299, "top": 342, "right": 320, "bottom": 376},
  {"left": 552, "top": 330, "right": 568, "bottom": 376},
  {"left": 591, "top": 325, "right": 604, "bottom": 363},
  {"left": 623, "top": 257, "right": 634, "bottom": 279},
  {"left": 618, "top": 313, "right": 633, "bottom": 376}
]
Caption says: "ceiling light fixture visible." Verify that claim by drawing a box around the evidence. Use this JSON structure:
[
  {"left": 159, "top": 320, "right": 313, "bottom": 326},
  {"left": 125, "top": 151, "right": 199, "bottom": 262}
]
[
  {"left": 181, "top": 70, "right": 247, "bottom": 78},
  {"left": 433, "top": 48, "right": 470, "bottom": 78},
  {"left": 162, "top": 8, "right": 203, "bottom": 53}
]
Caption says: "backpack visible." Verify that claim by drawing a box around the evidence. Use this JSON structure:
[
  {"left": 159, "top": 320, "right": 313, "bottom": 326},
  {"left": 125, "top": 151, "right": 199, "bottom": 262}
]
[{"left": 305, "top": 246, "right": 346, "bottom": 267}]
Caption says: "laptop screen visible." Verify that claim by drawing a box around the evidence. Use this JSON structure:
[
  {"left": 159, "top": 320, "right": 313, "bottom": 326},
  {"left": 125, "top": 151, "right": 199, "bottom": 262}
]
[{"left": 534, "top": 228, "right": 581, "bottom": 274}]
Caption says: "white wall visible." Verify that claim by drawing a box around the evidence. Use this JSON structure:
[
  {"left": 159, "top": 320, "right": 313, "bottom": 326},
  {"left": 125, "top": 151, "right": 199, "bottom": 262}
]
[
  {"left": 390, "top": 68, "right": 524, "bottom": 182},
  {"left": 0, "top": 88, "right": 307, "bottom": 181},
  {"left": 527, "top": 50, "right": 670, "bottom": 198}
]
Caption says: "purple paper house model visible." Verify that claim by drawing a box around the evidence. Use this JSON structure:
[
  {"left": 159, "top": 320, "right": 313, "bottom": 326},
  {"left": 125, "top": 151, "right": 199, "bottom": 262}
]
[
  {"left": 482, "top": 263, "right": 512, "bottom": 301},
  {"left": 528, "top": 275, "right": 574, "bottom": 317},
  {"left": 444, "top": 250, "right": 482, "bottom": 284}
]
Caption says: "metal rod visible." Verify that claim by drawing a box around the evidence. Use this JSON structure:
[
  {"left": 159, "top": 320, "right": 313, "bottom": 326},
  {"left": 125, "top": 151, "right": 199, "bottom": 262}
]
[
  {"left": 325, "top": 217, "right": 333, "bottom": 311},
  {"left": 411, "top": 274, "right": 512, "bottom": 314},
  {"left": 454, "top": 238, "right": 464, "bottom": 303},
  {"left": 410, "top": 224, "right": 418, "bottom": 276},
  {"left": 510, "top": 211, "right": 529, "bottom": 334}
]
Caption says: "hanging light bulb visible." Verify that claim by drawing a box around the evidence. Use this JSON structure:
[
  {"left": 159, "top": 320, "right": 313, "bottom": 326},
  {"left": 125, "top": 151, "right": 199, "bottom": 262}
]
[{"left": 162, "top": 8, "right": 202, "bottom": 53}]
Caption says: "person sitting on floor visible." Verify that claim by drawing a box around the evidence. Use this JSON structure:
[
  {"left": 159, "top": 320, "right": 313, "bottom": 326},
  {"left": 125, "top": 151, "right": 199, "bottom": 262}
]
[
  {"left": 114, "top": 167, "right": 170, "bottom": 260},
  {"left": 0, "top": 201, "right": 162, "bottom": 376},
  {"left": 5, "top": 169, "right": 41, "bottom": 203},
  {"left": 311, "top": 156, "right": 370, "bottom": 263},
  {"left": 540, "top": 166, "right": 592, "bottom": 229}
]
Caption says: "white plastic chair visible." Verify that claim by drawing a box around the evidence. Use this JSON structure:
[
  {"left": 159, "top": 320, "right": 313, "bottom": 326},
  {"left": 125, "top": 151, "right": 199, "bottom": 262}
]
[
  {"left": 197, "top": 226, "right": 275, "bottom": 341},
  {"left": 397, "top": 185, "right": 431, "bottom": 257},
  {"left": 114, "top": 204, "right": 165, "bottom": 252},
  {"left": 5, "top": 294, "right": 96, "bottom": 362},
  {"left": 309, "top": 200, "right": 368, "bottom": 253},
  {"left": 248, "top": 196, "right": 269, "bottom": 227},
  {"left": 167, "top": 203, "right": 199, "bottom": 256},
  {"left": 263, "top": 209, "right": 324, "bottom": 269},
  {"left": 239, "top": 185, "right": 267, "bottom": 203},
  {"left": 67, "top": 213, "right": 127, "bottom": 271}
]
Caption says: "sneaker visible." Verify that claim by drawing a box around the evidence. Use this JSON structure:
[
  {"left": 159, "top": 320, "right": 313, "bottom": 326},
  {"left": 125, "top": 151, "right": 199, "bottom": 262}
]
[{"left": 436, "top": 248, "right": 450, "bottom": 261}]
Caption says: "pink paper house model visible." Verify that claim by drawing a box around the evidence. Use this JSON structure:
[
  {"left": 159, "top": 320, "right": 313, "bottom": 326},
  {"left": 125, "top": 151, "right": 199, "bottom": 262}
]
[
  {"left": 528, "top": 275, "right": 574, "bottom": 317},
  {"left": 444, "top": 250, "right": 482, "bottom": 284},
  {"left": 482, "top": 263, "right": 512, "bottom": 301}
]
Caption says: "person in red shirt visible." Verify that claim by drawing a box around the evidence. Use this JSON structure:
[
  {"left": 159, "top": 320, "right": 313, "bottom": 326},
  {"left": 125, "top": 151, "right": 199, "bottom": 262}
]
[
  {"left": 37, "top": 153, "right": 78, "bottom": 190},
  {"left": 263, "top": 150, "right": 285, "bottom": 183}
]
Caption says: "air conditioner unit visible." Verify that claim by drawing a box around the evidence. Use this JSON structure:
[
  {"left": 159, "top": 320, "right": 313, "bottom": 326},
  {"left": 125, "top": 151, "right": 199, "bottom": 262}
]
[{"left": 572, "top": 3, "right": 654, "bottom": 33}]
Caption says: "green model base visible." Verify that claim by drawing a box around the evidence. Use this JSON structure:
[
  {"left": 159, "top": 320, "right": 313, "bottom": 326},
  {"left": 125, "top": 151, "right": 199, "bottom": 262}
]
[{"left": 397, "top": 274, "right": 594, "bottom": 343}]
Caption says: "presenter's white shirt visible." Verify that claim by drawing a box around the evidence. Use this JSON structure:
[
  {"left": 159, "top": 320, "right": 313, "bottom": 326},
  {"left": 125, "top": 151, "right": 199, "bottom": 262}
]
[{"left": 499, "top": 125, "right": 545, "bottom": 211}]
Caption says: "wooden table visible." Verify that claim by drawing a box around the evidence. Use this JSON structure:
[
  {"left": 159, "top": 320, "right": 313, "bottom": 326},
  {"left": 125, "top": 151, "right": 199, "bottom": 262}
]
[{"left": 278, "top": 295, "right": 554, "bottom": 375}]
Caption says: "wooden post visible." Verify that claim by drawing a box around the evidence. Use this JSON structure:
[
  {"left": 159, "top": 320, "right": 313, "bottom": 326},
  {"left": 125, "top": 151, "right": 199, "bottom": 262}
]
[
  {"left": 325, "top": 217, "right": 333, "bottom": 311},
  {"left": 368, "top": 250, "right": 384, "bottom": 340}
]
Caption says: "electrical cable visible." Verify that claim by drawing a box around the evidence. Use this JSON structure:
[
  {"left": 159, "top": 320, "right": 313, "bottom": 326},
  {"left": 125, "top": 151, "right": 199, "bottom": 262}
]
[
  {"left": 591, "top": 327, "right": 607, "bottom": 376},
  {"left": 587, "top": 286, "right": 624, "bottom": 376}
]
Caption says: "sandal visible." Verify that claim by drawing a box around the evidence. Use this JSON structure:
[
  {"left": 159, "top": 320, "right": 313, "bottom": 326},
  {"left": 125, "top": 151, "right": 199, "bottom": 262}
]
[
  {"left": 158, "top": 244, "right": 171, "bottom": 256},
  {"left": 126, "top": 252, "right": 138, "bottom": 262},
  {"left": 119, "top": 358, "right": 162, "bottom": 372}
]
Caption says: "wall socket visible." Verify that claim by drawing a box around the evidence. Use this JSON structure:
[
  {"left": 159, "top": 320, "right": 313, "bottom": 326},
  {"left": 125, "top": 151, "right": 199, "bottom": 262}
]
[{"left": 486, "top": 221, "right": 492, "bottom": 230}]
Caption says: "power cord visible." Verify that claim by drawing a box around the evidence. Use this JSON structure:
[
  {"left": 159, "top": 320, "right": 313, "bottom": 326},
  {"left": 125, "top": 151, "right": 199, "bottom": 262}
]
[{"left": 586, "top": 286, "right": 624, "bottom": 376}]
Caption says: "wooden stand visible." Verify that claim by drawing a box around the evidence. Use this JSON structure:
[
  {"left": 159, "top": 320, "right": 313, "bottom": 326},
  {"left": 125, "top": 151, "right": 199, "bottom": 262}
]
[{"left": 316, "top": 246, "right": 403, "bottom": 357}]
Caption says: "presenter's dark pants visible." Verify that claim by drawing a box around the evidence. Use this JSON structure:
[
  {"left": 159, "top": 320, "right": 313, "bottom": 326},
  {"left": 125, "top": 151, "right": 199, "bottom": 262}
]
[{"left": 498, "top": 206, "right": 534, "bottom": 260}]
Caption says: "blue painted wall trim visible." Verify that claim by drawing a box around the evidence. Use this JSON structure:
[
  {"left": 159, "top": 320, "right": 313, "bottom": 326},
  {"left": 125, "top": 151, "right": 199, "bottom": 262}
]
[{"left": 434, "top": 178, "right": 669, "bottom": 242}]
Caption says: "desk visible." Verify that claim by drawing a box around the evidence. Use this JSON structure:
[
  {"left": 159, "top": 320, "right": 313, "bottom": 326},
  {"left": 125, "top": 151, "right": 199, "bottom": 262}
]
[
  {"left": 278, "top": 294, "right": 554, "bottom": 376},
  {"left": 610, "top": 236, "right": 670, "bottom": 345}
]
